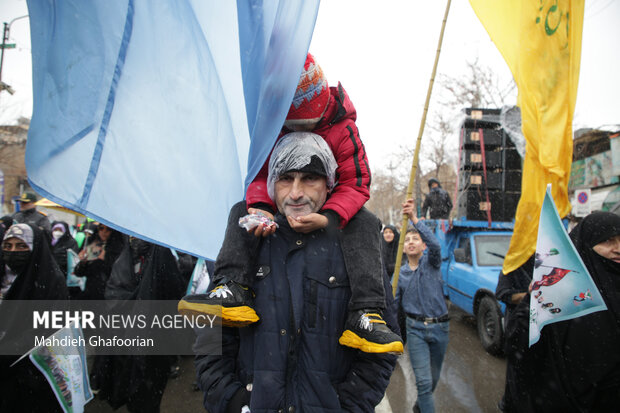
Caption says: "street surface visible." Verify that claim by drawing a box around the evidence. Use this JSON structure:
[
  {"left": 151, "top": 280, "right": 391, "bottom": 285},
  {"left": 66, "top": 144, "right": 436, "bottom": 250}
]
[{"left": 86, "top": 304, "right": 507, "bottom": 413}]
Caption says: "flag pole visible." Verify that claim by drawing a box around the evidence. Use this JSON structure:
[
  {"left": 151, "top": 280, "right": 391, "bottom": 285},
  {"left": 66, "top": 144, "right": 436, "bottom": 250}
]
[{"left": 391, "top": 0, "right": 452, "bottom": 296}]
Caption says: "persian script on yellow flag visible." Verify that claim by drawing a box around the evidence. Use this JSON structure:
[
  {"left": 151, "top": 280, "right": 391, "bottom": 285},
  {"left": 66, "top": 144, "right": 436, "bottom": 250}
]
[{"left": 469, "top": 0, "right": 584, "bottom": 273}]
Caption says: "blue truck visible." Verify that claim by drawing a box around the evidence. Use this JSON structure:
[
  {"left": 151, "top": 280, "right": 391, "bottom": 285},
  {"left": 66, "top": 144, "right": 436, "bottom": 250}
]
[{"left": 426, "top": 218, "right": 513, "bottom": 355}]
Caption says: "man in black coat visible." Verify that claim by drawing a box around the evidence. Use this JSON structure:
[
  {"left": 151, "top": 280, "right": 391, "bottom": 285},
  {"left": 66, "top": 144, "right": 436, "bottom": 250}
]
[
  {"left": 12, "top": 191, "right": 51, "bottom": 234},
  {"left": 191, "top": 133, "right": 398, "bottom": 412},
  {"left": 421, "top": 178, "right": 453, "bottom": 219}
]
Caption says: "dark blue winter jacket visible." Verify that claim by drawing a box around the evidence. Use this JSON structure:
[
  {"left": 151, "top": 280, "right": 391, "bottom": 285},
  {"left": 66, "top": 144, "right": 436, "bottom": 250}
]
[{"left": 194, "top": 214, "right": 398, "bottom": 413}]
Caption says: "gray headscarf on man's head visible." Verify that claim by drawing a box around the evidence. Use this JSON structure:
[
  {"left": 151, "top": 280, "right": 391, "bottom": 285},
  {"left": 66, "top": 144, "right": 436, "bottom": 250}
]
[{"left": 267, "top": 132, "right": 338, "bottom": 201}]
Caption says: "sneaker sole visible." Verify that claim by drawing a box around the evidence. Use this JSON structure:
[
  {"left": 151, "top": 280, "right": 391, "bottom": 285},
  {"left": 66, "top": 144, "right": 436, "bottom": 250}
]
[
  {"left": 178, "top": 300, "right": 259, "bottom": 327},
  {"left": 338, "top": 330, "right": 404, "bottom": 354}
]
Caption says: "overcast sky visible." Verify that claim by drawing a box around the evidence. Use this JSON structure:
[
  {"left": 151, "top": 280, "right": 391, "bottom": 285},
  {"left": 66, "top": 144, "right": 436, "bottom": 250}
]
[{"left": 1, "top": 0, "right": 618, "bottom": 174}]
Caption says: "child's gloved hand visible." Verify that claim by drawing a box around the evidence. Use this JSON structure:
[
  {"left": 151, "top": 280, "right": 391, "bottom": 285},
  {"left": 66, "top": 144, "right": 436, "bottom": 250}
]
[
  {"left": 287, "top": 212, "right": 328, "bottom": 234},
  {"left": 239, "top": 208, "right": 278, "bottom": 237}
]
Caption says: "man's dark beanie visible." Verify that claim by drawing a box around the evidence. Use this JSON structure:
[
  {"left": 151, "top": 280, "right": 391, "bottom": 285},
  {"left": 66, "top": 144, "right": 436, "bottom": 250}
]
[{"left": 288, "top": 155, "right": 327, "bottom": 177}]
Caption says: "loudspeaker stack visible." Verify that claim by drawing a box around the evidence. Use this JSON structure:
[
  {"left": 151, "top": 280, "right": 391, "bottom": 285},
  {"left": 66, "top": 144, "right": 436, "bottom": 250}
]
[{"left": 456, "top": 108, "right": 522, "bottom": 222}]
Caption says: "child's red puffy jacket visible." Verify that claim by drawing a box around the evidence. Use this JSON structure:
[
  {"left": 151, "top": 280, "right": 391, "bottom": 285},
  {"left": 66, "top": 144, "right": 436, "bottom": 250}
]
[{"left": 246, "top": 83, "right": 371, "bottom": 227}]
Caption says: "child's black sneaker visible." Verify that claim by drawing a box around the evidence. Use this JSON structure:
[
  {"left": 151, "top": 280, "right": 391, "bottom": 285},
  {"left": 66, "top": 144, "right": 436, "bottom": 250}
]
[
  {"left": 178, "top": 280, "right": 259, "bottom": 327},
  {"left": 338, "top": 309, "right": 403, "bottom": 354}
]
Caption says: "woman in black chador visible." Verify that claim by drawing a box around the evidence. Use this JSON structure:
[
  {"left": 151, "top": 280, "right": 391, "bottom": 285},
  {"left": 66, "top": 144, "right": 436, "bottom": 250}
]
[
  {"left": 503, "top": 212, "right": 620, "bottom": 412},
  {"left": 94, "top": 237, "right": 186, "bottom": 413},
  {"left": 381, "top": 224, "right": 401, "bottom": 279},
  {"left": 72, "top": 223, "right": 125, "bottom": 300},
  {"left": 50, "top": 220, "right": 79, "bottom": 275},
  {"left": 559, "top": 211, "right": 620, "bottom": 410},
  {"left": 0, "top": 223, "right": 69, "bottom": 412}
]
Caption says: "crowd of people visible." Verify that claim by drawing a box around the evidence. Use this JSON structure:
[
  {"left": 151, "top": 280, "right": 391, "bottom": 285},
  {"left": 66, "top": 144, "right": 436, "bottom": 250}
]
[
  {"left": 0, "top": 195, "right": 194, "bottom": 412},
  {"left": 1, "top": 51, "right": 618, "bottom": 413}
]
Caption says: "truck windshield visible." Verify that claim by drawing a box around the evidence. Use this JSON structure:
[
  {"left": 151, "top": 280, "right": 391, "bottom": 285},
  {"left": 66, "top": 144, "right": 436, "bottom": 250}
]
[{"left": 474, "top": 235, "right": 512, "bottom": 266}]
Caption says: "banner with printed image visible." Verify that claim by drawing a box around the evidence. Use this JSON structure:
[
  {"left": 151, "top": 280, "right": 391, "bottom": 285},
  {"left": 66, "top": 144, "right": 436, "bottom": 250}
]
[
  {"left": 66, "top": 250, "right": 86, "bottom": 291},
  {"left": 29, "top": 325, "right": 93, "bottom": 413},
  {"left": 187, "top": 258, "right": 211, "bottom": 296},
  {"left": 529, "top": 186, "right": 607, "bottom": 346}
]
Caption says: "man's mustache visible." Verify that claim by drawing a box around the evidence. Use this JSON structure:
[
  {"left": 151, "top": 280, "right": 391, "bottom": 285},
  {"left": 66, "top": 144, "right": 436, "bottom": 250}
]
[{"left": 283, "top": 198, "right": 312, "bottom": 208}]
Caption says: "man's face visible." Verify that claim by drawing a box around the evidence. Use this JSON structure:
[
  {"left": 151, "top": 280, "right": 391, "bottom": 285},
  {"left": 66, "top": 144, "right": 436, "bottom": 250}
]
[
  {"left": 19, "top": 201, "right": 35, "bottom": 211},
  {"left": 274, "top": 171, "right": 328, "bottom": 218},
  {"left": 404, "top": 231, "right": 426, "bottom": 258}
]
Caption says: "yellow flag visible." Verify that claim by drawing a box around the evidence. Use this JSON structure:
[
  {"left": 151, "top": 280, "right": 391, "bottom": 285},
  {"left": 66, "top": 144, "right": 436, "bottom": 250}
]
[{"left": 469, "top": 0, "right": 584, "bottom": 273}]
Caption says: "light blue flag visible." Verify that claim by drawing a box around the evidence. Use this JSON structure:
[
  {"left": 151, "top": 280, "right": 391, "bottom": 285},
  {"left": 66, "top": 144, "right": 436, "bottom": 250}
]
[
  {"left": 529, "top": 186, "right": 607, "bottom": 346},
  {"left": 25, "top": 0, "right": 320, "bottom": 259}
]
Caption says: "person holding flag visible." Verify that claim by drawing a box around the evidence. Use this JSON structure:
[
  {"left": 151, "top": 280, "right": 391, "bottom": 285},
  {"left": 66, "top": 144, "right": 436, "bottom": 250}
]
[
  {"left": 0, "top": 223, "right": 69, "bottom": 412},
  {"left": 502, "top": 211, "right": 620, "bottom": 411},
  {"left": 465, "top": 2, "right": 608, "bottom": 407},
  {"left": 396, "top": 198, "right": 449, "bottom": 413},
  {"left": 557, "top": 211, "right": 620, "bottom": 409}
]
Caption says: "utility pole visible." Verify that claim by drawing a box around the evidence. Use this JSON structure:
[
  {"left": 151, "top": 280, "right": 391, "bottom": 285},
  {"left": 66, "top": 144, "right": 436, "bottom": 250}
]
[{"left": 0, "top": 15, "right": 28, "bottom": 94}]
